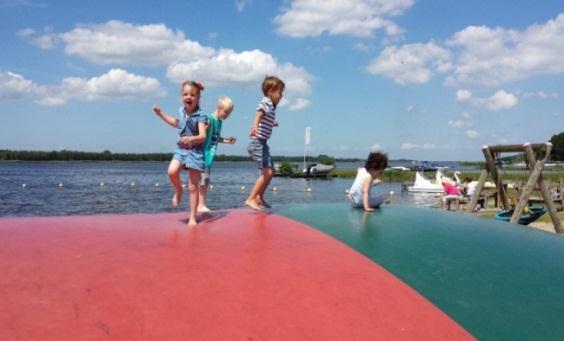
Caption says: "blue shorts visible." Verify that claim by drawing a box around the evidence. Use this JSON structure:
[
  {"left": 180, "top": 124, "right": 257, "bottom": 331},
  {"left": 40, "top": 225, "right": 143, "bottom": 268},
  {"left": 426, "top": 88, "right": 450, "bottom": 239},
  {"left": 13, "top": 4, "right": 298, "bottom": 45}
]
[
  {"left": 172, "top": 149, "right": 188, "bottom": 163},
  {"left": 247, "top": 138, "right": 273, "bottom": 169},
  {"left": 172, "top": 148, "right": 205, "bottom": 172}
]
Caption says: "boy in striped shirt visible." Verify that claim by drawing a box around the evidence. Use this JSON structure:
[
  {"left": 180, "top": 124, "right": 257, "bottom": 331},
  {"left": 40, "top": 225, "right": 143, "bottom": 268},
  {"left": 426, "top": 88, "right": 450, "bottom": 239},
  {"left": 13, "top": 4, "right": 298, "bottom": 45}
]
[{"left": 245, "top": 76, "right": 285, "bottom": 211}]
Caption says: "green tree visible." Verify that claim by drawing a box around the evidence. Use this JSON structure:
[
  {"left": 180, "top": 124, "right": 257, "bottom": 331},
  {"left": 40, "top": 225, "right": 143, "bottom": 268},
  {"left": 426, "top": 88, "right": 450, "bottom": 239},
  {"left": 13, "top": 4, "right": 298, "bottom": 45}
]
[
  {"left": 278, "top": 161, "right": 295, "bottom": 176},
  {"left": 317, "top": 154, "right": 335, "bottom": 165},
  {"left": 550, "top": 132, "right": 564, "bottom": 161}
]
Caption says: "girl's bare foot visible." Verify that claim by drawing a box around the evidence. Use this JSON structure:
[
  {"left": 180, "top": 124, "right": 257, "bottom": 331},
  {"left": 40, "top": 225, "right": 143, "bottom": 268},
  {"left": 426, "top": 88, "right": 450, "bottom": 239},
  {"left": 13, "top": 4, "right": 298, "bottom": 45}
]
[
  {"left": 187, "top": 218, "right": 198, "bottom": 227},
  {"left": 197, "top": 206, "right": 211, "bottom": 213},
  {"left": 245, "top": 199, "right": 263, "bottom": 211},
  {"left": 172, "top": 190, "right": 183, "bottom": 207}
]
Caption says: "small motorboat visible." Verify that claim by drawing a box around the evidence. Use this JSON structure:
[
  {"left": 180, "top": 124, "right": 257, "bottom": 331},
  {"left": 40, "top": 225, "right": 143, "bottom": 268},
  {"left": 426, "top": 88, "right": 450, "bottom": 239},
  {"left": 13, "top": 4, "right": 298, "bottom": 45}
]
[
  {"left": 494, "top": 205, "right": 547, "bottom": 225},
  {"left": 274, "top": 162, "right": 335, "bottom": 178},
  {"left": 307, "top": 163, "right": 335, "bottom": 177}
]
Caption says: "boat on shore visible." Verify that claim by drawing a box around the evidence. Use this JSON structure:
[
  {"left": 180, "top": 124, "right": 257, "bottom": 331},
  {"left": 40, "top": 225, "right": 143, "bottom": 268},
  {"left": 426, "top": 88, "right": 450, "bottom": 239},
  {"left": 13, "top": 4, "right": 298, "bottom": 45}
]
[
  {"left": 274, "top": 162, "right": 335, "bottom": 178},
  {"left": 494, "top": 205, "right": 547, "bottom": 225}
]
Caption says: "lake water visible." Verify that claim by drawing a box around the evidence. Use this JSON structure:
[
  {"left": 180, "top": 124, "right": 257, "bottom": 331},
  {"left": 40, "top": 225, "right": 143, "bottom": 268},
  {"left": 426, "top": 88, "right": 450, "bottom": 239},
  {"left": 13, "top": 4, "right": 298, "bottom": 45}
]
[{"left": 0, "top": 162, "right": 444, "bottom": 217}]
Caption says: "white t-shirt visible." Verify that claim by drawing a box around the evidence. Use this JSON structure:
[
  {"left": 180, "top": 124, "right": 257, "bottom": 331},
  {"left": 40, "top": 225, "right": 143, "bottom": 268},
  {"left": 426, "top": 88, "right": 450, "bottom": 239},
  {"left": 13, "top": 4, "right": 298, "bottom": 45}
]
[
  {"left": 349, "top": 168, "right": 372, "bottom": 205},
  {"left": 467, "top": 182, "right": 477, "bottom": 196}
]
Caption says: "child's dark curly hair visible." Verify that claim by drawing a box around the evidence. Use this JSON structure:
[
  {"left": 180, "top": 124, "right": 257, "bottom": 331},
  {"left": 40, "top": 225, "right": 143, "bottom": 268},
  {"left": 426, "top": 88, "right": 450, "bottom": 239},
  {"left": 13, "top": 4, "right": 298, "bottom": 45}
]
[{"left": 365, "top": 152, "right": 388, "bottom": 171}]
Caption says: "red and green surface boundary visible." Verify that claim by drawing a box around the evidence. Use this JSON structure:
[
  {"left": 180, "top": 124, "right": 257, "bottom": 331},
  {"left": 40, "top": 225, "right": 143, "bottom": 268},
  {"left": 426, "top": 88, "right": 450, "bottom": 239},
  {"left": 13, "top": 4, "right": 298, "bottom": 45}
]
[{"left": 2, "top": 203, "right": 564, "bottom": 339}]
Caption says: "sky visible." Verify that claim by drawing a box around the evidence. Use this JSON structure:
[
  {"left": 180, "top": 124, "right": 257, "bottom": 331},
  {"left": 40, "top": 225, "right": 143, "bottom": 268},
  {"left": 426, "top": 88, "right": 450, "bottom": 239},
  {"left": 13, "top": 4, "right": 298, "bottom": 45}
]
[{"left": 1, "top": 0, "right": 563, "bottom": 161}]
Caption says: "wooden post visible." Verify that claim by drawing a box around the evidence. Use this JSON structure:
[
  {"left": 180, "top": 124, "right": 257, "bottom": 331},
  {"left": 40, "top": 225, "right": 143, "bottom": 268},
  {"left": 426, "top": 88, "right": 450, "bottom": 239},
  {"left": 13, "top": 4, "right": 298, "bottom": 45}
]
[
  {"left": 511, "top": 149, "right": 546, "bottom": 223},
  {"left": 523, "top": 143, "right": 563, "bottom": 234},
  {"left": 482, "top": 146, "right": 509, "bottom": 210},
  {"left": 468, "top": 169, "right": 488, "bottom": 212}
]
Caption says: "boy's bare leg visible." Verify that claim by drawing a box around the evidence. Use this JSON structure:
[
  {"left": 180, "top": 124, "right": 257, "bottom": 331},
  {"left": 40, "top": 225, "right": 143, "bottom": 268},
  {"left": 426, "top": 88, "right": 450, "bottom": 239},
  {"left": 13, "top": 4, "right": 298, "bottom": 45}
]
[
  {"left": 167, "top": 160, "right": 184, "bottom": 207},
  {"left": 187, "top": 169, "right": 201, "bottom": 226},
  {"left": 256, "top": 167, "right": 274, "bottom": 208},
  {"left": 245, "top": 171, "right": 267, "bottom": 211},
  {"left": 198, "top": 185, "right": 211, "bottom": 213}
]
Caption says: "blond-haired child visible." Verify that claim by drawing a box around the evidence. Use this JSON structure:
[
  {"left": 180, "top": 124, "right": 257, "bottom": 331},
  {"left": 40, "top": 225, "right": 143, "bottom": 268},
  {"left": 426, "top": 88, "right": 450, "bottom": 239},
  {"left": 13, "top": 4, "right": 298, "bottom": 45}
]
[{"left": 198, "top": 96, "right": 236, "bottom": 212}]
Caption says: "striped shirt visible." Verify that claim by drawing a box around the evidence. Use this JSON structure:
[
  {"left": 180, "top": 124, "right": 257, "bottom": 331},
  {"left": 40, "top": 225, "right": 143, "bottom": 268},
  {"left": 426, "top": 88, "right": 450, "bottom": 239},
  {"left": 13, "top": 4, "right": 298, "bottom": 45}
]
[{"left": 255, "top": 97, "right": 276, "bottom": 140}]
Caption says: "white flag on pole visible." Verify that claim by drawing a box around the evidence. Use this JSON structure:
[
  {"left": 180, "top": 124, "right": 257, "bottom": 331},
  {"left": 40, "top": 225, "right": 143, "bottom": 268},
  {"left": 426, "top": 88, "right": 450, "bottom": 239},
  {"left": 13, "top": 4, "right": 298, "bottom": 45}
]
[{"left": 305, "top": 126, "right": 311, "bottom": 145}]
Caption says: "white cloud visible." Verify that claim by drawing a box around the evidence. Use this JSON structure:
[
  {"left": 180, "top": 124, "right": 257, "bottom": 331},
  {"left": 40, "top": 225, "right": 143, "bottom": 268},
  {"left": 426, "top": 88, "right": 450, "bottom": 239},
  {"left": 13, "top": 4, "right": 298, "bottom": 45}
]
[
  {"left": 235, "top": 0, "right": 248, "bottom": 12},
  {"left": 401, "top": 142, "right": 436, "bottom": 150},
  {"left": 456, "top": 89, "right": 519, "bottom": 111},
  {"left": 368, "top": 14, "right": 564, "bottom": 87},
  {"left": 22, "top": 20, "right": 314, "bottom": 111},
  {"left": 274, "top": 0, "right": 413, "bottom": 38},
  {"left": 58, "top": 20, "right": 213, "bottom": 65},
  {"left": 456, "top": 89, "right": 472, "bottom": 102},
  {"left": 522, "top": 90, "right": 559, "bottom": 99},
  {"left": 448, "top": 120, "right": 466, "bottom": 128},
  {"left": 0, "top": 71, "right": 36, "bottom": 99},
  {"left": 167, "top": 49, "right": 314, "bottom": 109},
  {"left": 485, "top": 90, "right": 518, "bottom": 111},
  {"left": 17, "top": 27, "right": 35, "bottom": 37},
  {"left": 18, "top": 27, "right": 58, "bottom": 49},
  {"left": 366, "top": 42, "right": 452, "bottom": 84},
  {"left": 353, "top": 42, "right": 375, "bottom": 52},
  {"left": 401, "top": 142, "right": 417, "bottom": 150},
  {"left": 405, "top": 105, "right": 413, "bottom": 112},
  {"left": 167, "top": 49, "right": 278, "bottom": 87},
  {"left": 1, "top": 69, "right": 164, "bottom": 106},
  {"left": 445, "top": 13, "right": 564, "bottom": 86},
  {"left": 370, "top": 144, "right": 382, "bottom": 152},
  {"left": 466, "top": 129, "right": 479, "bottom": 138},
  {"left": 288, "top": 98, "right": 310, "bottom": 111},
  {"left": 0, "top": 0, "right": 47, "bottom": 8}
]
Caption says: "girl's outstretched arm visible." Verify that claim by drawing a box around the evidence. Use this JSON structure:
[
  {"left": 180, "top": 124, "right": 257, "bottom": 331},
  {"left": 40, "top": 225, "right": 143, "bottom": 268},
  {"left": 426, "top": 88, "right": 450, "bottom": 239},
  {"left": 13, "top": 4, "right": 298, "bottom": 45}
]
[{"left": 153, "top": 104, "right": 179, "bottom": 128}]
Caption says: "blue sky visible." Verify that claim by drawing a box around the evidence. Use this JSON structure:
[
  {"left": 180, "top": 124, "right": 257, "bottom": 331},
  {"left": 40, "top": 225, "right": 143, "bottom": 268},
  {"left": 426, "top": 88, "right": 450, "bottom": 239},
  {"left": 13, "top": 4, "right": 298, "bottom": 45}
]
[{"left": 1, "top": 0, "right": 563, "bottom": 160}]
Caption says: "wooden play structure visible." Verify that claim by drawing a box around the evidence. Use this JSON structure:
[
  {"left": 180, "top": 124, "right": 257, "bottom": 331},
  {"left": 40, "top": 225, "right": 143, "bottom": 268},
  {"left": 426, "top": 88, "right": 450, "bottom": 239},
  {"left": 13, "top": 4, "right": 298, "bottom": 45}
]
[{"left": 468, "top": 142, "right": 563, "bottom": 234}]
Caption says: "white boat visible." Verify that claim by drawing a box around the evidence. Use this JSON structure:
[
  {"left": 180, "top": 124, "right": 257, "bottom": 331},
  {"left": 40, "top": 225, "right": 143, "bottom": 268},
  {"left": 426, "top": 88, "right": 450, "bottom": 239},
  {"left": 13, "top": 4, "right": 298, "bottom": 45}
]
[
  {"left": 307, "top": 163, "right": 335, "bottom": 176},
  {"left": 408, "top": 171, "right": 444, "bottom": 193}
]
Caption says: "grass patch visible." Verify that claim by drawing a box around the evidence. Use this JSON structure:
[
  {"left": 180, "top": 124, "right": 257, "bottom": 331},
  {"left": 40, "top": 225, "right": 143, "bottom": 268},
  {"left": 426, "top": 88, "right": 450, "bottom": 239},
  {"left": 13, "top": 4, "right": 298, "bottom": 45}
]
[{"left": 537, "top": 210, "right": 564, "bottom": 223}]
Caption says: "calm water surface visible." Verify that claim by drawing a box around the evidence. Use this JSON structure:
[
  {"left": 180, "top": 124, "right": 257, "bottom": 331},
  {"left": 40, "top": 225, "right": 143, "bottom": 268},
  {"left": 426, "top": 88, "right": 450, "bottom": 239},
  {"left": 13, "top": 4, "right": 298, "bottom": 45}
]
[{"left": 0, "top": 162, "right": 442, "bottom": 217}]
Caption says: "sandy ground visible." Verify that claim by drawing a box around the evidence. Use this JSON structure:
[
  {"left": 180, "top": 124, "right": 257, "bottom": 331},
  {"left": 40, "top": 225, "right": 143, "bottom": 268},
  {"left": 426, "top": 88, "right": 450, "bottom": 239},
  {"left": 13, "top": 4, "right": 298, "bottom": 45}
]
[{"left": 527, "top": 221, "right": 559, "bottom": 233}]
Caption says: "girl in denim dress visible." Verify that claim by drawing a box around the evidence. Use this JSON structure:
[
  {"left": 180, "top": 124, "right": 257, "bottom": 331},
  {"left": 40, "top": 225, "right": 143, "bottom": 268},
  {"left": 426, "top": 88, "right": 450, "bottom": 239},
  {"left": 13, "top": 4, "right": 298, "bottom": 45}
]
[{"left": 154, "top": 81, "right": 208, "bottom": 226}]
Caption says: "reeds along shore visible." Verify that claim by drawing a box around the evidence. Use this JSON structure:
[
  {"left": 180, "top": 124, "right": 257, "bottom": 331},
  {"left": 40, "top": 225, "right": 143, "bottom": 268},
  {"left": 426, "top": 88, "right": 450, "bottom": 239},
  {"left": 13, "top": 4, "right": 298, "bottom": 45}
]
[{"left": 329, "top": 168, "right": 564, "bottom": 183}]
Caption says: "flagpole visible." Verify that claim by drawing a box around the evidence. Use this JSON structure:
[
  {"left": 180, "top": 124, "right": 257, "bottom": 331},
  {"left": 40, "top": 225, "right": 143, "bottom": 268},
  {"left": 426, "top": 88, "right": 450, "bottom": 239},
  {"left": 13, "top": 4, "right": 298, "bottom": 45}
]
[{"left": 304, "top": 127, "right": 311, "bottom": 172}]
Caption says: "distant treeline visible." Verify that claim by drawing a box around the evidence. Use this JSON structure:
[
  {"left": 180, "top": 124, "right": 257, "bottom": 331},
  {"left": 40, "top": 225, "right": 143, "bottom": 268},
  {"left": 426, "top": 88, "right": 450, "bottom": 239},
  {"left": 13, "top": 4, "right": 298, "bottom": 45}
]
[{"left": 0, "top": 150, "right": 360, "bottom": 163}]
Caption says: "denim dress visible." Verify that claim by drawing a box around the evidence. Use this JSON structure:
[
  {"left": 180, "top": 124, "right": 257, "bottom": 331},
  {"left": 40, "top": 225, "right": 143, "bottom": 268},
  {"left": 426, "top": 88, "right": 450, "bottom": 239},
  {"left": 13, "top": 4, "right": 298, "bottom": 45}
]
[{"left": 173, "top": 107, "right": 209, "bottom": 172}]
